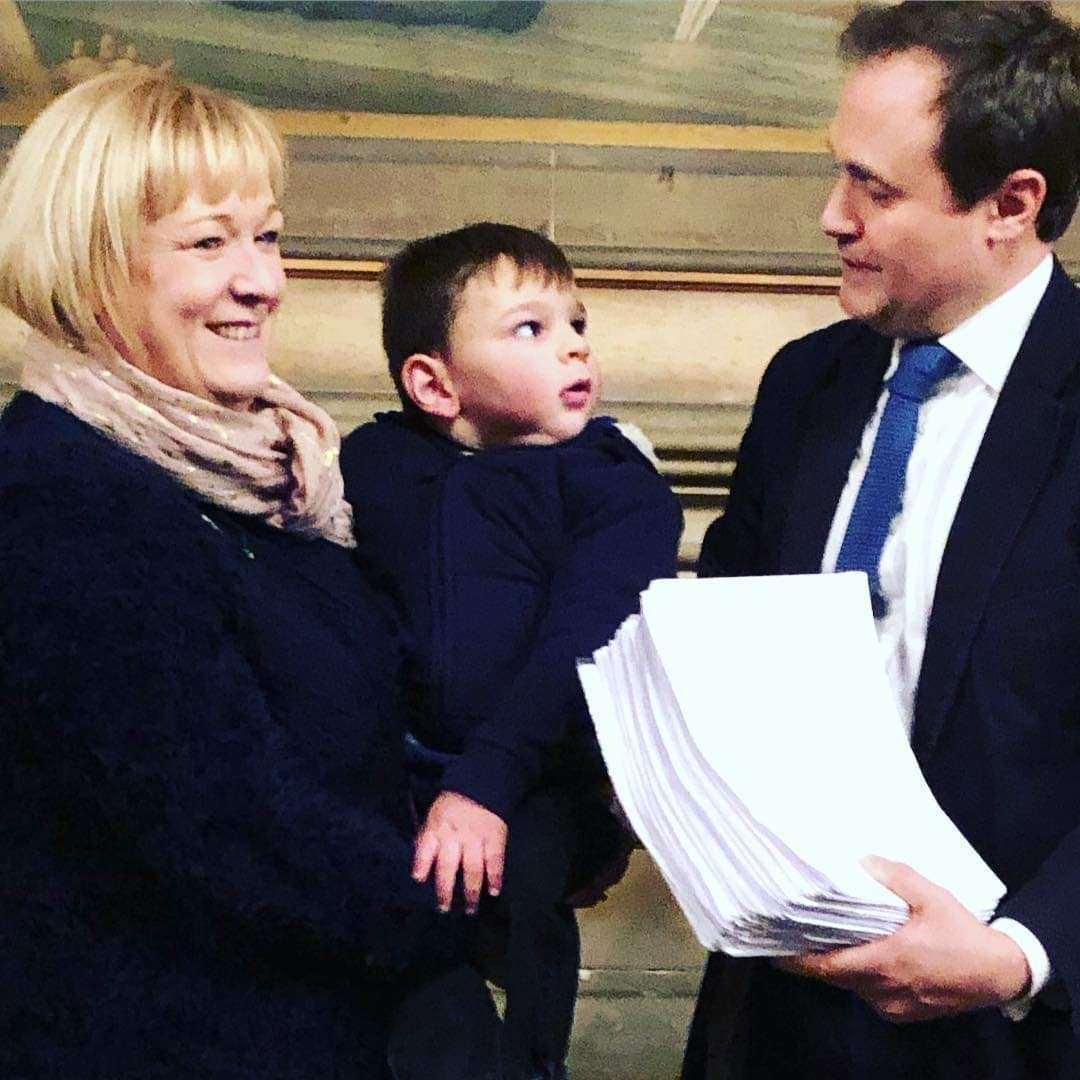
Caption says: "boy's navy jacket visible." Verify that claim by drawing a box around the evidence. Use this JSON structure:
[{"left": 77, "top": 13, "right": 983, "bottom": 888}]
[
  {"left": 0, "top": 392, "right": 462, "bottom": 1077},
  {"left": 340, "top": 411, "right": 683, "bottom": 820}
]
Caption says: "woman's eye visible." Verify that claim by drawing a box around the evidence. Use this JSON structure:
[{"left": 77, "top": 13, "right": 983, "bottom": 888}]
[
  {"left": 513, "top": 320, "right": 543, "bottom": 339},
  {"left": 571, "top": 317, "right": 587, "bottom": 335},
  {"left": 257, "top": 229, "right": 281, "bottom": 246},
  {"left": 192, "top": 235, "right": 225, "bottom": 251}
]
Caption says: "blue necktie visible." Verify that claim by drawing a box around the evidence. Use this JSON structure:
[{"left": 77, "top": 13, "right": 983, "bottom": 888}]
[{"left": 835, "top": 340, "right": 961, "bottom": 616}]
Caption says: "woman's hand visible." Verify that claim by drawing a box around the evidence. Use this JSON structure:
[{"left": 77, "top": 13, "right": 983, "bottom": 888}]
[{"left": 413, "top": 790, "right": 507, "bottom": 914}]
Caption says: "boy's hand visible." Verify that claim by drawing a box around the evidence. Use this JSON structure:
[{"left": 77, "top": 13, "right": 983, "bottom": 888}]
[{"left": 413, "top": 790, "right": 507, "bottom": 914}]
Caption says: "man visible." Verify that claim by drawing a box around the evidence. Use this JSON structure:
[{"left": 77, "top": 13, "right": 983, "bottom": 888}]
[{"left": 684, "top": 4, "right": 1080, "bottom": 1078}]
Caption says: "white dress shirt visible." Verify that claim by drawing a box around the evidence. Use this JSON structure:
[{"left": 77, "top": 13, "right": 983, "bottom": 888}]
[{"left": 820, "top": 254, "right": 1055, "bottom": 1016}]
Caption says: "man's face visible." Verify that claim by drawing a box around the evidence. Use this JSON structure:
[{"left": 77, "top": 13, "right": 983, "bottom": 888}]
[{"left": 822, "top": 49, "right": 993, "bottom": 338}]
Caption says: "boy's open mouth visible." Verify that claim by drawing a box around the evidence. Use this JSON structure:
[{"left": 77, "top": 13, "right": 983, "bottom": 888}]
[{"left": 561, "top": 378, "right": 592, "bottom": 407}]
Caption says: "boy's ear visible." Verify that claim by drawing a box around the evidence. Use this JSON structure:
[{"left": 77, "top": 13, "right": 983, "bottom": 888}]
[{"left": 400, "top": 353, "right": 460, "bottom": 420}]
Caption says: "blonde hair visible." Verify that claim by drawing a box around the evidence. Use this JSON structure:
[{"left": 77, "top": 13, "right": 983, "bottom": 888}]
[{"left": 0, "top": 69, "right": 284, "bottom": 352}]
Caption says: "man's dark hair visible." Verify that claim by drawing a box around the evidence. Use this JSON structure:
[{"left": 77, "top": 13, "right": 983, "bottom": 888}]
[
  {"left": 841, "top": 1, "right": 1080, "bottom": 241},
  {"left": 381, "top": 222, "right": 574, "bottom": 405}
]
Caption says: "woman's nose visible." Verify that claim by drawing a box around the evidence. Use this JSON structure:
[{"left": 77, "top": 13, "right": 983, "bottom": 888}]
[{"left": 230, "top": 244, "right": 284, "bottom": 309}]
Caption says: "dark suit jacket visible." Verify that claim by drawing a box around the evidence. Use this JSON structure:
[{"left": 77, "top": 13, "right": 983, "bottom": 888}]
[
  {"left": 0, "top": 393, "right": 465, "bottom": 1078},
  {"left": 685, "top": 262, "right": 1080, "bottom": 1079}
]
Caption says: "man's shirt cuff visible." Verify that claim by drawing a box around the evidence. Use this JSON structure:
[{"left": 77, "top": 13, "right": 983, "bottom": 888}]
[{"left": 991, "top": 917, "right": 1051, "bottom": 1021}]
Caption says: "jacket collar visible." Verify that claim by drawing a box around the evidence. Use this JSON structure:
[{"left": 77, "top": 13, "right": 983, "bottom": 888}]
[{"left": 778, "top": 323, "right": 892, "bottom": 573}]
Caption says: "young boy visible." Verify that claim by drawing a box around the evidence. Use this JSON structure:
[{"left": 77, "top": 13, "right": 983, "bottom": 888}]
[{"left": 341, "top": 222, "right": 682, "bottom": 1079}]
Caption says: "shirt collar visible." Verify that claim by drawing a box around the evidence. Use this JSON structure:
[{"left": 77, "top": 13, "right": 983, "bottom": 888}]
[{"left": 918, "top": 255, "right": 1053, "bottom": 394}]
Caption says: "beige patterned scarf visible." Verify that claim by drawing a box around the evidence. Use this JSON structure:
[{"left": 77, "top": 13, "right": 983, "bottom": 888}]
[{"left": 21, "top": 331, "right": 355, "bottom": 548}]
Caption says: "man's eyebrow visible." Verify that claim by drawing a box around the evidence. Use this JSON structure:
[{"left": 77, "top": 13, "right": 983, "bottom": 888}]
[
  {"left": 826, "top": 135, "right": 902, "bottom": 193},
  {"left": 844, "top": 159, "right": 903, "bottom": 194}
]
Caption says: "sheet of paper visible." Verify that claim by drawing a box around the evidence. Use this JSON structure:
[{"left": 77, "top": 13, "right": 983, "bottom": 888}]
[{"left": 579, "top": 571, "right": 1006, "bottom": 955}]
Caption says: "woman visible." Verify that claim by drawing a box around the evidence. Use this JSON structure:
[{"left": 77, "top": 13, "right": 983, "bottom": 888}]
[{"left": 0, "top": 71, "right": 496, "bottom": 1077}]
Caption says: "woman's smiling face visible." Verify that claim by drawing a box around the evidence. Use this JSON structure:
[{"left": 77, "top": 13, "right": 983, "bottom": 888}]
[{"left": 119, "top": 186, "right": 285, "bottom": 410}]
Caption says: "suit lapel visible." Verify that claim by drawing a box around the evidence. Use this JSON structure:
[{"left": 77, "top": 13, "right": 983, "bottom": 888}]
[
  {"left": 779, "top": 328, "right": 892, "bottom": 572},
  {"left": 913, "top": 263, "right": 1080, "bottom": 758}
]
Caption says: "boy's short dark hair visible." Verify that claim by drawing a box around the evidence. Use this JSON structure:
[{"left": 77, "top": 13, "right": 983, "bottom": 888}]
[
  {"left": 382, "top": 222, "right": 574, "bottom": 406},
  {"left": 840, "top": 1, "right": 1080, "bottom": 242}
]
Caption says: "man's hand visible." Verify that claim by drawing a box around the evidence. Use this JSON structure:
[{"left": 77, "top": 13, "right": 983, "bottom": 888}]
[
  {"left": 412, "top": 790, "right": 507, "bottom": 914},
  {"left": 774, "top": 856, "right": 1031, "bottom": 1023}
]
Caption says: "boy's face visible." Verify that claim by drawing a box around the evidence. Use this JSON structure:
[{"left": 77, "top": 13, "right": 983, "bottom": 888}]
[{"left": 443, "top": 256, "right": 598, "bottom": 447}]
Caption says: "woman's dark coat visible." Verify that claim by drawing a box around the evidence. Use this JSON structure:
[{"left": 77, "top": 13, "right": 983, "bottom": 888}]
[{"left": 0, "top": 392, "right": 459, "bottom": 1078}]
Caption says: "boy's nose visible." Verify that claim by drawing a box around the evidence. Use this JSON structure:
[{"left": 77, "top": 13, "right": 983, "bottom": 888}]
[{"left": 561, "top": 329, "right": 590, "bottom": 362}]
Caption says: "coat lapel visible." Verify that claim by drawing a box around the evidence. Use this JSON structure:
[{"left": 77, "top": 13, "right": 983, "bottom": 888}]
[
  {"left": 913, "top": 263, "right": 1080, "bottom": 759},
  {"left": 779, "top": 328, "right": 892, "bottom": 572}
]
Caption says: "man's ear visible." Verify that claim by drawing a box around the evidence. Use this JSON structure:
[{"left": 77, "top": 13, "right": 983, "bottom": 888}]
[
  {"left": 987, "top": 168, "right": 1047, "bottom": 244},
  {"left": 401, "top": 353, "right": 460, "bottom": 419}
]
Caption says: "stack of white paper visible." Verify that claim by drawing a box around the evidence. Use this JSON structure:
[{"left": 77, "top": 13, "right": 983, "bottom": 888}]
[{"left": 578, "top": 572, "right": 1005, "bottom": 956}]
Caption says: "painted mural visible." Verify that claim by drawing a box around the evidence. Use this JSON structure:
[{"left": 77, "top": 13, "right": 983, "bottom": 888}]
[{"left": 3, "top": 1, "right": 852, "bottom": 128}]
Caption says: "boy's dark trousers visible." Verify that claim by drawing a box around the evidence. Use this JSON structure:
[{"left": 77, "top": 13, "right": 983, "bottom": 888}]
[
  {"left": 387, "top": 963, "right": 503, "bottom": 1080},
  {"left": 485, "top": 789, "right": 584, "bottom": 1079},
  {"left": 397, "top": 737, "right": 622, "bottom": 1079}
]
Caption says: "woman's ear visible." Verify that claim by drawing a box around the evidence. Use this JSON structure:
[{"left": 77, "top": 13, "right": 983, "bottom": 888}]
[
  {"left": 400, "top": 353, "right": 460, "bottom": 419},
  {"left": 987, "top": 168, "right": 1047, "bottom": 245}
]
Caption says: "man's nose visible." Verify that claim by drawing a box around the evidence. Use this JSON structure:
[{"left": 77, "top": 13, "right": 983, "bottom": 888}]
[{"left": 821, "top": 176, "right": 860, "bottom": 243}]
